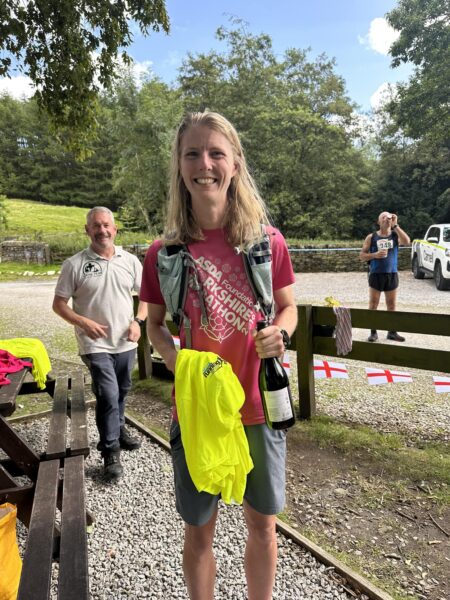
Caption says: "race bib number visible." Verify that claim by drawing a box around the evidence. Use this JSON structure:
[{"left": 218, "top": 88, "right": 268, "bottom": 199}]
[{"left": 377, "top": 239, "right": 393, "bottom": 251}]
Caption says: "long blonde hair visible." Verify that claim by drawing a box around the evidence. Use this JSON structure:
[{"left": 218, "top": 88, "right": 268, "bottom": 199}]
[{"left": 164, "top": 111, "right": 270, "bottom": 248}]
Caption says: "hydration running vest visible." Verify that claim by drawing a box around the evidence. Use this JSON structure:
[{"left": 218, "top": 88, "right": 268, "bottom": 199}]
[{"left": 156, "top": 226, "right": 275, "bottom": 348}]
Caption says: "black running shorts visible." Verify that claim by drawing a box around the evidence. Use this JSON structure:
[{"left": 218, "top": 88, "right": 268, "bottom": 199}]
[{"left": 368, "top": 272, "right": 399, "bottom": 292}]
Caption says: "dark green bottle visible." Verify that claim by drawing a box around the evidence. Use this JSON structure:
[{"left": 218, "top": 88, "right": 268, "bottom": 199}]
[{"left": 256, "top": 320, "right": 295, "bottom": 429}]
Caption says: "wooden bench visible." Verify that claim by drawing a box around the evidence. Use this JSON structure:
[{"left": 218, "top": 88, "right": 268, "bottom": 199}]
[
  {"left": 1, "top": 371, "right": 90, "bottom": 600},
  {"left": 0, "top": 367, "right": 31, "bottom": 417},
  {"left": 0, "top": 366, "right": 46, "bottom": 527}
]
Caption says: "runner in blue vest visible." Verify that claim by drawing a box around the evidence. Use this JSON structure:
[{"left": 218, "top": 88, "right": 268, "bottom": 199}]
[{"left": 360, "top": 211, "right": 410, "bottom": 342}]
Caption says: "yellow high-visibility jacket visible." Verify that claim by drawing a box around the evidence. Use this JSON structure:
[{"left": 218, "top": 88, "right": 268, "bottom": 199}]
[
  {"left": 174, "top": 349, "right": 253, "bottom": 504},
  {"left": 0, "top": 338, "right": 52, "bottom": 390}
]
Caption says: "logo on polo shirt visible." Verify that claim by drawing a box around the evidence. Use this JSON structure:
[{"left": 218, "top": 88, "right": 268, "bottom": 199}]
[{"left": 83, "top": 260, "right": 102, "bottom": 277}]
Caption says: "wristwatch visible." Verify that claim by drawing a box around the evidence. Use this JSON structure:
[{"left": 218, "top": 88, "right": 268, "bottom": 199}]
[
  {"left": 392, "top": 224, "right": 398, "bottom": 229},
  {"left": 280, "top": 328, "right": 291, "bottom": 349},
  {"left": 134, "top": 317, "right": 145, "bottom": 326}
]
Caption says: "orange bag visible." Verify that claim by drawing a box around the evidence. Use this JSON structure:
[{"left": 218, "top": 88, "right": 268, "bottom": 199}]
[{"left": 0, "top": 503, "right": 22, "bottom": 600}]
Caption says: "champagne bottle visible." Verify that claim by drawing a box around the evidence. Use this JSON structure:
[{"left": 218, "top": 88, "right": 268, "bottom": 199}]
[{"left": 256, "top": 320, "right": 295, "bottom": 429}]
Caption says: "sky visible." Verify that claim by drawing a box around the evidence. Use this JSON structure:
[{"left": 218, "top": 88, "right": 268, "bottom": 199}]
[{"left": 0, "top": 0, "right": 412, "bottom": 113}]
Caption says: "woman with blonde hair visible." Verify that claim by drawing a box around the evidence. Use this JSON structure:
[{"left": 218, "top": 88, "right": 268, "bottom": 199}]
[
  {"left": 141, "top": 111, "right": 297, "bottom": 600},
  {"left": 164, "top": 111, "right": 269, "bottom": 248}
]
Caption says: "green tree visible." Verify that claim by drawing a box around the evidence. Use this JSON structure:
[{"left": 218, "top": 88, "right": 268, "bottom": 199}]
[
  {"left": 0, "top": 194, "right": 7, "bottom": 230},
  {"left": 354, "top": 113, "right": 450, "bottom": 239},
  {"left": 360, "top": 0, "right": 450, "bottom": 238},
  {"left": 0, "top": 94, "right": 120, "bottom": 207},
  {"left": 178, "top": 22, "right": 369, "bottom": 238},
  {"left": 110, "top": 72, "right": 183, "bottom": 234},
  {"left": 0, "top": 94, "right": 27, "bottom": 197},
  {"left": 386, "top": 0, "right": 450, "bottom": 143},
  {"left": 0, "top": 0, "right": 170, "bottom": 154}
]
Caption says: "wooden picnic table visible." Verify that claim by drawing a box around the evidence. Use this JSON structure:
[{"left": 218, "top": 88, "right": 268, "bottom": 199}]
[
  {"left": 0, "top": 365, "right": 90, "bottom": 600},
  {"left": 0, "top": 366, "right": 40, "bottom": 527},
  {"left": 0, "top": 366, "right": 32, "bottom": 417}
]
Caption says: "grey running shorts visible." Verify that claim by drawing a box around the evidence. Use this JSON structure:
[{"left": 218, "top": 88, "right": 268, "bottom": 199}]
[{"left": 169, "top": 420, "right": 287, "bottom": 527}]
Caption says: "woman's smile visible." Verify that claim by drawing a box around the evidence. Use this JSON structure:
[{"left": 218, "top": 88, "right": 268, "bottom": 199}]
[{"left": 194, "top": 177, "right": 217, "bottom": 185}]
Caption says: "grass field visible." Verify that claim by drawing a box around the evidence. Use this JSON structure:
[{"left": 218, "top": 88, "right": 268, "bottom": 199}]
[
  {"left": 1, "top": 198, "right": 359, "bottom": 248},
  {"left": 0, "top": 262, "right": 61, "bottom": 280},
  {"left": 1, "top": 199, "right": 151, "bottom": 259},
  {"left": 3, "top": 198, "right": 97, "bottom": 234}
]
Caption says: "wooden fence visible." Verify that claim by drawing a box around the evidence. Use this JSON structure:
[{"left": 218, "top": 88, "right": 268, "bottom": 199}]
[
  {"left": 295, "top": 305, "right": 450, "bottom": 418},
  {"left": 134, "top": 297, "right": 450, "bottom": 420}
]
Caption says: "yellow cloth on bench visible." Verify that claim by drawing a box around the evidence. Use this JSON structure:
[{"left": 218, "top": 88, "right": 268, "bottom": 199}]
[
  {"left": 0, "top": 503, "right": 22, "bottom": 600},
  {"left": 0, "top": 338, "right": 52, "bottom": 390}
]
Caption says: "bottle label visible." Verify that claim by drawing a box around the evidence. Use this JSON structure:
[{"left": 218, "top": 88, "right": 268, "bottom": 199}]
[{"left": 263, "top": 387, "right": 293, "bottom": 422}]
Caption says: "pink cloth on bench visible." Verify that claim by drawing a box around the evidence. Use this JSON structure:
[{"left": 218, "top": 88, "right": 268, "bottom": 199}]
[{"left": 0, "top": 350, "right": 33, "bottom": 387}]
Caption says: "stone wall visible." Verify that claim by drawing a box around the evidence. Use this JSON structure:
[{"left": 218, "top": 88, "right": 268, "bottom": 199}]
[
  {"left": 0, "top": 240, "right": 51, "bottom": 264},
  {"left": 288, "top": 246, "right": 411, "bottom": 273},
  {"left": 1, "top": 239, "right": 411, "bottom": 272},
  {"left": 122, "top": 244, "right": 411, "bottom": 273}
]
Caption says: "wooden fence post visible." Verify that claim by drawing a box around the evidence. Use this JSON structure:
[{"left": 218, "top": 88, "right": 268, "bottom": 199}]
[
  {"left": 297, "top": 304, "right": 316, "bottom": 419},
  {"left": 133, "top": 295, "right": 152, "bottom": 379},
  {"left": 136, "top": 325, "right": 152, "bottom": 379}
]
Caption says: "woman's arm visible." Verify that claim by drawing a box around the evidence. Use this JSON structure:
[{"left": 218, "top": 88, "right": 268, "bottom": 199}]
[
  {"left": 253, "top": 284, "right": 297, "bottom": 359},
  {"left": 146, "top": 303, "right": 178, "bottom": 373}
]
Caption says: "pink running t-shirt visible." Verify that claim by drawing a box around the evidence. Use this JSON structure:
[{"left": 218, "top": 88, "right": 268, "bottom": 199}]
[{"left": 140, "top": 226, "right": 295, "bottom": 425}]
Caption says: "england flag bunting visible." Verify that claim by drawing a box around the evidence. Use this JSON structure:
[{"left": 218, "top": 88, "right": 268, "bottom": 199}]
[
  {"left": 433, "top": 376, "right": 450, "bottom": 394},
  {"left": 314, "top": 359, "right": 348, "bottom": 379},
  {"left": 365, "top": 368, "right": 413, "bottom": 385}
]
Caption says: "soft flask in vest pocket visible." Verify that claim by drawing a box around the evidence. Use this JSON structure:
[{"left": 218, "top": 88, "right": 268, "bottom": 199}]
[{"left": 156, "top": 245, "right": 187, "bottom": 326}]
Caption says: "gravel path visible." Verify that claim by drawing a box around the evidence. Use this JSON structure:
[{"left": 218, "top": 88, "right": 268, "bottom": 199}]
[
  {"left": 1, "top": 270, "right": 449, "bottom": 353},
  {"left": 293, "top": 270, "right": 450, "bottom": 346},
  {"left": 13, "top": 414, "right": 361, "bottom": 600},
  {"left": 2, "top": 273, "right": 450, "bottom": 598},
  {"left": 289, "top": 271, "right": 450, "bottom": 444}
]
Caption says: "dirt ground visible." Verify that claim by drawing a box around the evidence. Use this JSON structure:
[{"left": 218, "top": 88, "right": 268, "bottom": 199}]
[{"left": 126, "top": 388, "right": 450, "bottom": 600}]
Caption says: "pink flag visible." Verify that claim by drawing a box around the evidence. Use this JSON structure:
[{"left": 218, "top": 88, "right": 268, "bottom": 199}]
[
  {"left": 365, "top": 368, "right": 412, "bottom": 385},
  {"left": 314, "top": 359, "right": 348, "bottom": 379},
  {"left": 433, "top": 376, "right": 450, "bottom": 394}
]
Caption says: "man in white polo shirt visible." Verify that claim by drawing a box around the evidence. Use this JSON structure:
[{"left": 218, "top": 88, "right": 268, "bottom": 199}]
[{"left": 53, "top": 207, "right": 147, "bottom": 481}]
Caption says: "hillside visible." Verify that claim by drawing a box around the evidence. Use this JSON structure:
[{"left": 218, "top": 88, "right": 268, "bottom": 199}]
[
  {"left": 3, "top": 198, "right": 117, "bottom": 235},
  {"left": 0, "top": 200, "right": 151, "bottom": 262},
  {"left": 1, "top": 198, "right": 359, "bottom": 248}
]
